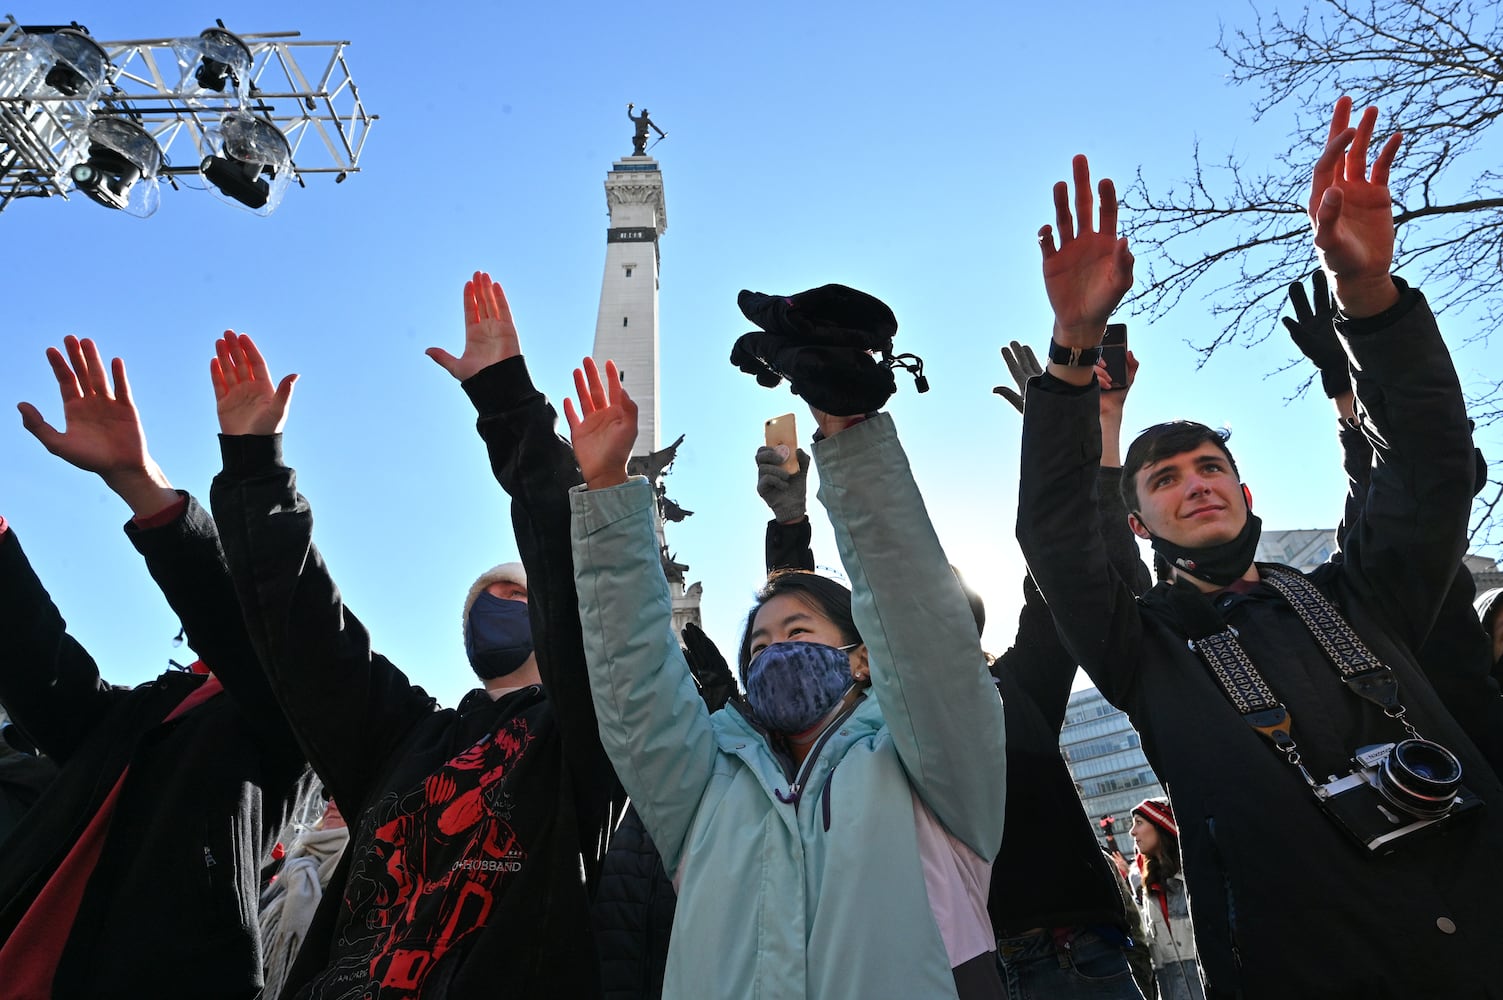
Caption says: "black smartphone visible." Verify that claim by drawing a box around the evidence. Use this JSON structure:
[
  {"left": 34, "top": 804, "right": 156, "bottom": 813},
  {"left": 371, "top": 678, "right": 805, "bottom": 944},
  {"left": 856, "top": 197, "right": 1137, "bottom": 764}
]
[{"left": 1101, "top": 323, "right": 1128, "bottom": 391}]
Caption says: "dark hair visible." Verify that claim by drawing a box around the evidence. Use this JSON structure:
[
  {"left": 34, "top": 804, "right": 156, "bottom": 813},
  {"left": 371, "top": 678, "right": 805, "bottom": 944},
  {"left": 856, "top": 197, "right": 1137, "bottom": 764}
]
[
  {"left": 1120, "top": 420, "right": 1239, "bottom": 513},
  {"left": 950, "top": 564, "right": 986, "bottom": 638},
  {"left": 1141, "top": 830, "right": 1182, "bottom": 889},
  {"left": 738, "top": 570, "right": 860, "bottom": 676}
]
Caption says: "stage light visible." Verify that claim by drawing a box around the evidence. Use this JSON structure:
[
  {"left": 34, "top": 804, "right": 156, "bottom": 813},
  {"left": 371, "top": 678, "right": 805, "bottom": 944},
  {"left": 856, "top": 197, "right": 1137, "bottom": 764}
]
[
  {"left": 38, "top": 27, "right": 109, "bottom": 99},
  {"left": 201, "top": 111, "right": 292, "bottom": 214},
  {"left": 173, "top": 26, "right": 252, "bottom": 105},
  {"left": 68, "top": 116, "right": 162, "bottom": 217}
]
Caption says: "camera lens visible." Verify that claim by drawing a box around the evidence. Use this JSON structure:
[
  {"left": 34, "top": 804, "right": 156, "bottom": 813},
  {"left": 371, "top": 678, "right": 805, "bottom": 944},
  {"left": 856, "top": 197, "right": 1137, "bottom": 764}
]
[{"left": 1378, "top": 739, "right": 1462, "bottom": 819}]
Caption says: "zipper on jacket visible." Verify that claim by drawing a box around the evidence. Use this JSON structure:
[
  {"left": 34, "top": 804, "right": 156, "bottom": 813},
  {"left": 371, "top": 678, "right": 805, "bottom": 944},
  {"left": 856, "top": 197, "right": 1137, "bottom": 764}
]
[
  {"left": 781, "top": 701, "right": 860, "bottom": 808},
  {"left": 1205, "top": 816, "right": 1242, "bottom": 972}
]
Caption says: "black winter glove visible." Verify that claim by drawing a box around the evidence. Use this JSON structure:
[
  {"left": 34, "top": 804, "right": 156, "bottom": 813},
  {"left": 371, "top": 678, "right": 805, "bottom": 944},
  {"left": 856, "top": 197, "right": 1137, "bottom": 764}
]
[
  {"left": 681, "top": 622, "right": 741, "bottom": 712},
  {"left": 729, "top": 284, "right": 924, "bottom": 416},
  {"left": 1282, "top": 269, "right": 1351, "bottom": 398}
]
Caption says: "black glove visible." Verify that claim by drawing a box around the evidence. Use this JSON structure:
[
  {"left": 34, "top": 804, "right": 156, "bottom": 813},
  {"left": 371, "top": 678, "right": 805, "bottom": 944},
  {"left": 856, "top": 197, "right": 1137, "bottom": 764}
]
[
  {"left": 1282, "top": 269, "right": 1351, "bottom": 398},
  {"left": 681, "top": 622, "right": 741, "bottom": 712},
  {"left": 729, "top": 284, "right": 924, "bottom": 416}
]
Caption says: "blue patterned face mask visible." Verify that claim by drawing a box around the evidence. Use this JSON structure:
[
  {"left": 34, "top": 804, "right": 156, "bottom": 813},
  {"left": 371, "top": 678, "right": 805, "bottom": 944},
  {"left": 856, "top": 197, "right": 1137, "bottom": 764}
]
[
  {"left": 743, "top": 641, "right": 857, "bottom": 734},
  {"left": 465, "top": 593, "right": 534, "bottom": 680}
]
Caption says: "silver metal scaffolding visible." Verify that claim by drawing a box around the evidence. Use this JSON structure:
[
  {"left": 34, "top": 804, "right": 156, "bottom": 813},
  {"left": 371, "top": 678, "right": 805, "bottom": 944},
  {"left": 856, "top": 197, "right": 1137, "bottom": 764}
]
[{"left": 0, "top": 15, "right": 376, "bottom": 215}]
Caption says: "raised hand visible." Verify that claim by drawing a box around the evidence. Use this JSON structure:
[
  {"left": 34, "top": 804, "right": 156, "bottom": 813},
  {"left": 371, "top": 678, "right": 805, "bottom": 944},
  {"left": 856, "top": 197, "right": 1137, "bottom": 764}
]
[
  {"left": 993, "top": 340, "right": 1042, "bottom": 414},
  {"left": 17, "top": 336, "right": 177, "bottom": 517},
  {"left": 426, "top": 271, "right": 520, "bottom": 381},
  {"left": 755, "top": 445, "right": 809, "bottom": 524},
  {"left": 1097, "top": 350, "right": 1138, "bottom": 417},
  {"left": 1309, "top": 97, "right": 1402, "bottom": 317},
  {"left": 1039, "top": 155, "right": 1135, "bottom": 347},
  {"left": 563, "top": 357, "right": 636, "bottom": 491},
  {"left": 211, "top": 333, "right": 297, "bottom": 436},
  {"left": 1282, "top": 269, "right": 1350, "bottom": 398}
]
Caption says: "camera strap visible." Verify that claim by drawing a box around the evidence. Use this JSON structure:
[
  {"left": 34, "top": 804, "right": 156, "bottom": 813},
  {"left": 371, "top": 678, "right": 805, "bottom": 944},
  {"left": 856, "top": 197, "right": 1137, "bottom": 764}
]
[{"left": 1174, "top": 564, "right": 1427, "bottom": 788}]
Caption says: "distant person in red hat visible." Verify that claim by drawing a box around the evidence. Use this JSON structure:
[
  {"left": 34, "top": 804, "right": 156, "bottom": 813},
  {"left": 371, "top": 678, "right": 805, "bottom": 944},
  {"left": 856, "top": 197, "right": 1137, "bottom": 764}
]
[{"left": 1131, "top": 798, "right": 1203, "bottom": 1000}]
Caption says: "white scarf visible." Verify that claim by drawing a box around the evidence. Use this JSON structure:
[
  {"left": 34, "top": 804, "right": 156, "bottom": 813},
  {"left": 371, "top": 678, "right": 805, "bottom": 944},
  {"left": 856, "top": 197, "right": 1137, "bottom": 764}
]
[{"left": 258, "top": 825, "right": 350, "bottom": 1000}]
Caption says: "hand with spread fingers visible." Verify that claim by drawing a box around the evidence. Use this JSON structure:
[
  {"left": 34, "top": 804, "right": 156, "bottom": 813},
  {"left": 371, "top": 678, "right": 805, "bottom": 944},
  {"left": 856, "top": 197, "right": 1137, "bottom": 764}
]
[
  {"left": 427, "top": 270, "right": 521, "bottom": 381},
  {"left": 1282, "top": 269, "right": 1351, "bottom": 399},
  {"left": 994, "top": 341, "right": 1042, "bottom": 414},
  {"left": 1309, "top": 96, "right": 1403, "bottom": 317},
  {"left": 18, "top": 335, "right": 177, "bottom": 516},
  {"left": 211, "top": 333, "right": 298, "bottom": 436},
  {"left": 564, "top": 357, "right": 637, "bottom": 491},
  {"left": 1038, "top": 154, "right": 1135, "bottom": 349}
]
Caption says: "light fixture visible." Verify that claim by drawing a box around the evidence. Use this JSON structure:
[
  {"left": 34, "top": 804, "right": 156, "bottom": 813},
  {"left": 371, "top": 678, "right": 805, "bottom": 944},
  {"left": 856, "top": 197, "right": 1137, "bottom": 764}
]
[
  {"left": 38, "top": 27, "right": 109, "bottom": 99},
  {"left": 201, "top": 111, "right": 292, "bottom": 214},
  {"left": 68, "top": 116, "right": 162, "bottom": 216},
  {"left": 172, "top": 26, "right": 252, "bottom": 105}
]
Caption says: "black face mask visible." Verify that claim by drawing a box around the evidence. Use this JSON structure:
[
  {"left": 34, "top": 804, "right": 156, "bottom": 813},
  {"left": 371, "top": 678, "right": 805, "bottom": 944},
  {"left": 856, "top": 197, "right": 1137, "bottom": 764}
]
[
  {"left": 465, "top": 593, "right": 534, "bottom": 681},
  {"left": 1148, "top": 511, "right": 1263, "bottom": 588}
]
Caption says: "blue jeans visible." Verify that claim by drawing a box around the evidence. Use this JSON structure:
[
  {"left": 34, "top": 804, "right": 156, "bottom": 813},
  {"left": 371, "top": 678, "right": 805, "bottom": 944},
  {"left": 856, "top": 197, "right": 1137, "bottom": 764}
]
[{"left": 995, "top": 928, "right": 1144, "bottom": 1000}]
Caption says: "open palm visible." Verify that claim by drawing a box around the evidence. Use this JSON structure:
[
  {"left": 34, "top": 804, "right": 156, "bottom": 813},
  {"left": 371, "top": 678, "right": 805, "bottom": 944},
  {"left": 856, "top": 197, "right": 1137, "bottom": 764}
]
[
  {"left": 211, "top": 332, "right": 297, "bottom": 435},
  {"left": 426, "top": 271, "right": 520, "bottom": 381},
  {"left": 1039, "top": 157, "right": 1135, "bottom": 345},
  {"left": 18, "top": 336, "right": 153, "bottom": 481},
  {"left": 564, "top": 357, "right": 636, "bottom": 490}
]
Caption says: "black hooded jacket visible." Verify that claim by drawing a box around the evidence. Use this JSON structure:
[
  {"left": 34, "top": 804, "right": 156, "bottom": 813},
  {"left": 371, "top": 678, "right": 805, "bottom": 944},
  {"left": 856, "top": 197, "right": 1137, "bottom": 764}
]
[
  {"left": 209, "top": 356, "right": 624, "bottom": 1000},
  {"left": 0, "top": 498, "right": 310, "bottom": 999}
]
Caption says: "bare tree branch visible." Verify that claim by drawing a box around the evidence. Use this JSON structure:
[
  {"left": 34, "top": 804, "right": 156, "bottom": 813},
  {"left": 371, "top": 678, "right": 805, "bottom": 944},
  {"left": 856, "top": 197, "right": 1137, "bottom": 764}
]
[{"left": 1126, "top": 0, "right": 1503, "bottom": 550}]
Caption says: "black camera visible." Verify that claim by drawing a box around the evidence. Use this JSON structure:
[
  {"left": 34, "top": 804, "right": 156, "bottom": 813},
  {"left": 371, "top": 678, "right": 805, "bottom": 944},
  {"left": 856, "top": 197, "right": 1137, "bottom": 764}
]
[{"left": 1314, "top": 740, "right": 1483, "bottom": 854}]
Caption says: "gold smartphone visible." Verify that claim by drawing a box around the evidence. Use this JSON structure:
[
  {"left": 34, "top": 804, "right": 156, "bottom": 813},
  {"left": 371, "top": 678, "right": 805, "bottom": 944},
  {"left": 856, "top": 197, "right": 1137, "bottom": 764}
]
[{"left": 764, "top": 413, "right": 800, "bottom": 473}]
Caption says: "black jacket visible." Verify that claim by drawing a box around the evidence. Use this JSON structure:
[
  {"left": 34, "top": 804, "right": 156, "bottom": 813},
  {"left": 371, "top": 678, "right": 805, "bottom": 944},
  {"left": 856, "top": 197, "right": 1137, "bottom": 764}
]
[
  {"left": 0, "top": 498, "right": 309, "bottom": 999},
  {"left": 210, "top": 356, "right": 623, "bottom": 1000},
  {"left": 1334, "top": 422, "right": 1503, "bottom": 777},
  {"left": 988, "top": 465, "right": 1149, "bottom": 937},
  {"left": 1017, "top": 287, "right": 1503, "bottom": 998}
]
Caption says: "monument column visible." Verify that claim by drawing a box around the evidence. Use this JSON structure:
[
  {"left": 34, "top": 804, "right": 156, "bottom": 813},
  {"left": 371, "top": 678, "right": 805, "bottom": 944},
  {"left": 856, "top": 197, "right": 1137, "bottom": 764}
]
[{"left": 591, "top": 107, "right": 700, "bottom": 632}]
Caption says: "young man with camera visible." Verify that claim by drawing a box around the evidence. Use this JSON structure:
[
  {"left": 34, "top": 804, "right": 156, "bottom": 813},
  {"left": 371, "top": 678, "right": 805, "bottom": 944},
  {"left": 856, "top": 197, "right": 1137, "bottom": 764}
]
[{"left": 1015, "top": 98, "right": 1503, "bottom": 997}]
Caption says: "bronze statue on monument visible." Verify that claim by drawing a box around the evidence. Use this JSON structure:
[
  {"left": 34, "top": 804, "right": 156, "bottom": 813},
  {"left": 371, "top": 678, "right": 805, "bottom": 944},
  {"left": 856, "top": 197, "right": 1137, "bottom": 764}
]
[{"left": 627, "top": 103, "right": 666, "bottom": 156}]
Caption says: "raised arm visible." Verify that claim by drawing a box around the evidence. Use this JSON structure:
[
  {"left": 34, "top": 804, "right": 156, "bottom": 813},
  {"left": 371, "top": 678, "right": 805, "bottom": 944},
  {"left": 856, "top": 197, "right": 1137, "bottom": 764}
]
[
  {"left": 1016, "top": 155, "right": 1146, "bottom": 704},
  {"left": 567, "top": 358, "right": 718, "bottom": 872},
  {"left": 19, "top": 337, "right": 303, "bottom": 772},
  {"left": 208, "top": 333, "right": 433, "bottom": 812},
  {"left": 429, "top": 273, "right": 624, "bottom": 880},
  {"left": 755, "top": 445, "right": 815, "bottom": 573},
  {"left": 0, "top": 523, "right": 113, "bottom": 762},
  {"left": 1306, "top": 100, "right": 1473, "bottom": 649},
  {"left": 812, "top": 408, "right": 1006, "bottom": 858}
]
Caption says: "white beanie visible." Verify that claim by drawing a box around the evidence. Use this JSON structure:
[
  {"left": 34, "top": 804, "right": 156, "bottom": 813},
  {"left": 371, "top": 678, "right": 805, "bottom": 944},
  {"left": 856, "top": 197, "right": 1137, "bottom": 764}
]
[{"left": 462, "top": 562, "right": 527, "bottom": 643}]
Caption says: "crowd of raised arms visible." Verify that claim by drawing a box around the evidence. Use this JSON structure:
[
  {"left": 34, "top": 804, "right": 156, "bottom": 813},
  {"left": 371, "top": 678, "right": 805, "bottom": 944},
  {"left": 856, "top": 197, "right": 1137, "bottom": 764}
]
[{"left": 1, "top": 95, "right": 1501, "bottom": 1000}]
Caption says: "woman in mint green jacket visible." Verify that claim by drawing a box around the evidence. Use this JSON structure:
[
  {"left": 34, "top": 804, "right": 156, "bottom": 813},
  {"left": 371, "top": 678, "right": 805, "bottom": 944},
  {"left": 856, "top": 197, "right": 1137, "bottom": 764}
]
[{"left": 565, "top": 358, "right": 1007, "bottom": 1000}]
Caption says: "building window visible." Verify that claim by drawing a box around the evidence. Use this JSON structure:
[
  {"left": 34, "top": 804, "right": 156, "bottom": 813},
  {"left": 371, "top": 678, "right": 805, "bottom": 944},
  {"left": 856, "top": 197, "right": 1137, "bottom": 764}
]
[
  {"left": 624, "top": 266, "right": 633, "bottom": 277},
  {"left": 622, "top": 316, "right": 629, "bottom": 327}
]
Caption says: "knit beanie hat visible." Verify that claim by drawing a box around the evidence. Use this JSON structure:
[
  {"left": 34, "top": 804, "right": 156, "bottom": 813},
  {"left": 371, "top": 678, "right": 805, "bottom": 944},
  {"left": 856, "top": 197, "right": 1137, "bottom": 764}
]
[
  {"left": 1132, "top": 797, "right": 1177, "bottom": 838},
  {"left": 461, "top": 562, "right": 527, "bottom": 643}
]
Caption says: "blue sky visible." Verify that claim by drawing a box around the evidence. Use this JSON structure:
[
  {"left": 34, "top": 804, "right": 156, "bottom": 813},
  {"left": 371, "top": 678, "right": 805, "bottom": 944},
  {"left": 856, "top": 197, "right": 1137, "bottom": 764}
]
[{"left": 5, "top": 0, "right": 1495, "bottom": 708}]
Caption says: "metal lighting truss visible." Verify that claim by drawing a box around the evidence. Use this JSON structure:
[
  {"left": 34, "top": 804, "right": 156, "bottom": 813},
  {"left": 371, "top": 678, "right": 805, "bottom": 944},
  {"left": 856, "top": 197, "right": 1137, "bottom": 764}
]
[{"left": 0, "top": 14, "right": 375, "bottom": 213}]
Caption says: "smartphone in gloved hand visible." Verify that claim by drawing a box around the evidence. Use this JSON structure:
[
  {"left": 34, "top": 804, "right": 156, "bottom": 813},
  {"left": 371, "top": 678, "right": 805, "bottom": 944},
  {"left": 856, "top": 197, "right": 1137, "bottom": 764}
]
[{"left": 764, "top": 413, "right": 799, "bottom": 473}]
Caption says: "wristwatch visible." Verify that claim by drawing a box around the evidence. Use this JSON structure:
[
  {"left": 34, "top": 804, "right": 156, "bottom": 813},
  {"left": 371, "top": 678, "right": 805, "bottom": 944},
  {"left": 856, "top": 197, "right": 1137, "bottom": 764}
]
[{"left": 1047, "top": 338, "right": 1103, "bottom": 367}]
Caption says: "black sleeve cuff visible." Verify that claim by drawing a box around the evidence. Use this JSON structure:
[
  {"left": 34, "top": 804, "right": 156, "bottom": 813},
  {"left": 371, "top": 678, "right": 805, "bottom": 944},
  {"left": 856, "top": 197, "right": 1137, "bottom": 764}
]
[
  {"left": 1335, "top": 277, "right": 1417, "bottom": 337},
  {"left": 461, "top": 356, "right": 540, "bottom": 419},
  {"left": 217, "top": 433, "right": 285, "bottom": 476},
  {"left": 1033, "top": 372, "right": 1097, "bottom": 397}
]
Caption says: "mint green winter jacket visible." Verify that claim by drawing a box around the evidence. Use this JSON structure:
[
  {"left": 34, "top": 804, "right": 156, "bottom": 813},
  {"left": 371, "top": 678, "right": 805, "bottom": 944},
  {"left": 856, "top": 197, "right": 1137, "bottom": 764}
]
[{"left": 571, "top": 413, "right": 1007, "bottom": 1000}]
